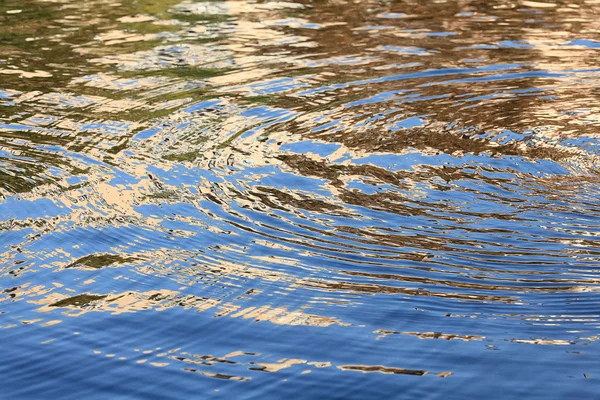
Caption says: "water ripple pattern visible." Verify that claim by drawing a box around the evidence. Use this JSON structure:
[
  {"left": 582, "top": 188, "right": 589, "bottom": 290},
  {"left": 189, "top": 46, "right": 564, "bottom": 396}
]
[{"left": 1, "top": 0, "right": 600, "bottom": 398}]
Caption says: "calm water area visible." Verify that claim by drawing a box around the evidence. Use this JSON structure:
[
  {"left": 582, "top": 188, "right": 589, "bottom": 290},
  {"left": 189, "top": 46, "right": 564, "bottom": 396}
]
[{"left": 1, "top": 0, "right": 600, "bottom": 398}]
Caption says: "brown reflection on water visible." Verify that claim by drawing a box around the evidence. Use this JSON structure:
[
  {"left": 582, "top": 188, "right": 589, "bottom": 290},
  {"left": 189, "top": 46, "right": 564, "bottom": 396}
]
[
  {"left": 337, "top": 364, "right": 429, "bottom": 376},
  {"left": 374, "top": 329, "right": 486, "bottom": 341}
]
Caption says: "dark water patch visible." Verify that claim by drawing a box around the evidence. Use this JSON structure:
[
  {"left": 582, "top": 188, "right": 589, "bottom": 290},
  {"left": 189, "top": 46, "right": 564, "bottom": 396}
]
[
  {"left": 65, "top": 254, "right": 139, "bottom": 269},
  {"left": 50, "top": 294, "right": 107, "bottom": 307}
]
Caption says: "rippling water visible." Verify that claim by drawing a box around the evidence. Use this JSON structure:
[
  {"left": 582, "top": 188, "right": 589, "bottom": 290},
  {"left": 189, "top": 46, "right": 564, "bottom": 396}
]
[{"left": 1, "top": 0, "right": 600, "bottom": 397}]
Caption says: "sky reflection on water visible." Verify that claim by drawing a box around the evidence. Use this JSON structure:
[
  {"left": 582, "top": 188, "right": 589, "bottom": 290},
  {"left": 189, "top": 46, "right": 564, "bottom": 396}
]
[{"left": 1, "top": 0, "right": 600, "bottom": 398}]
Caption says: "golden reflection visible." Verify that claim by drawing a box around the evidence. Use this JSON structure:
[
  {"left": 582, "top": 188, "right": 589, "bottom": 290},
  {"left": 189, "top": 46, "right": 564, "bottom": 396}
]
[
  {"left": 34, "top": 288, "right": 349, "bottom": 327},
  {"left": 253, "top": 358, "right": 306, "bottom": 372}
]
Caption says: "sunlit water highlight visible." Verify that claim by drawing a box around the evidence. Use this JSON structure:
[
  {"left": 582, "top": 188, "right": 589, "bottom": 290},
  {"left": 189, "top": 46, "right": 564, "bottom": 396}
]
[{"left": 1, "top": 0, "right": 600, "bottom": 398}]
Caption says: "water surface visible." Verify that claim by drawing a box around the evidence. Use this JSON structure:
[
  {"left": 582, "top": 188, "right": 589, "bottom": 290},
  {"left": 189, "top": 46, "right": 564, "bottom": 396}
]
[{"left": 1, "top": 0, "right": 600, "bottom": 398}]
